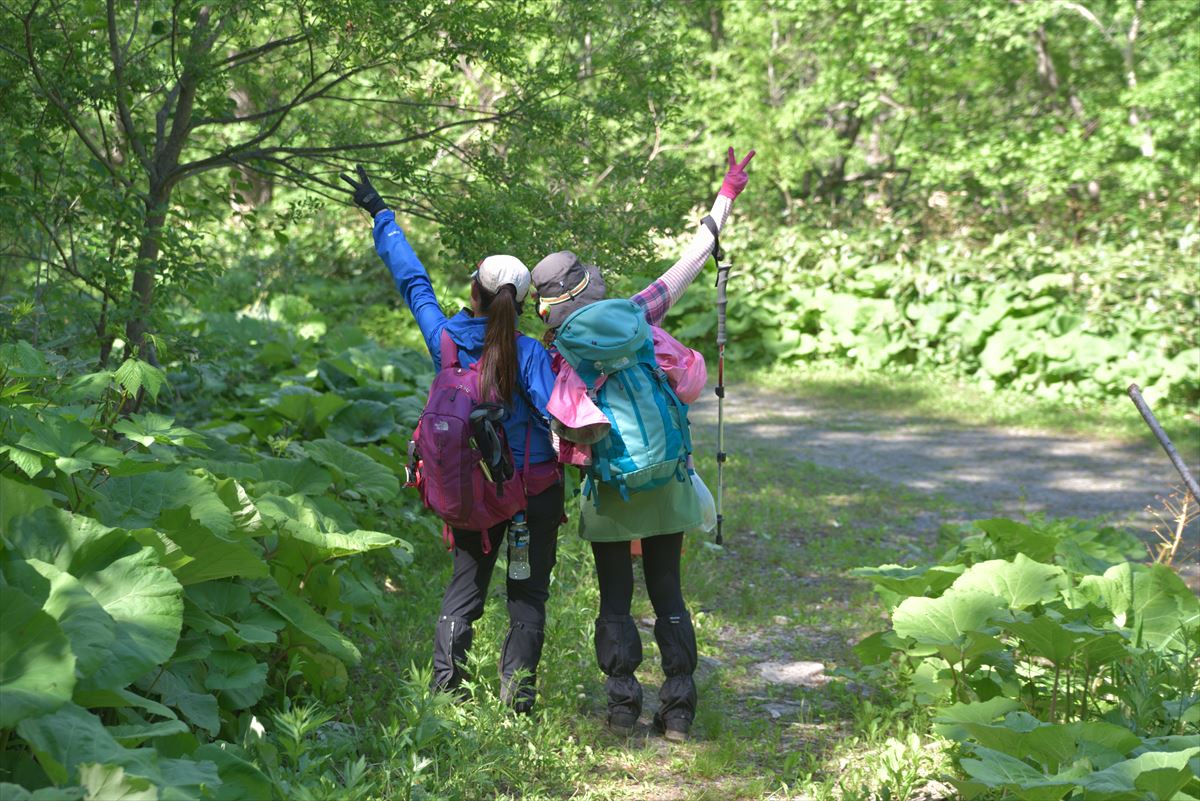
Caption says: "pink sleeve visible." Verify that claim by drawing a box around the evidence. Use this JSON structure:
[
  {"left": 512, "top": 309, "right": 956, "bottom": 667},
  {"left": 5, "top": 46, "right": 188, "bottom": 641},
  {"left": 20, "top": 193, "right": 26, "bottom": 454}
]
[
  {"left": 547, "top": 365, "right": 609, "bottom": 429},
  {"left": 652, "top": 326, "right": 707, "bottom": 403}
]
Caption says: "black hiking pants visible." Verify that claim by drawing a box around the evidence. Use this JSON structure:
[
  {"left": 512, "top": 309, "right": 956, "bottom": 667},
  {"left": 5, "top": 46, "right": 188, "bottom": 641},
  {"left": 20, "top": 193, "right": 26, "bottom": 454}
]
[
  {"left": 591, "top": 533, "right": 698, "bottom": 729},
  {"left": 433, "top": 482, "right": 564, "bottom": 710}
]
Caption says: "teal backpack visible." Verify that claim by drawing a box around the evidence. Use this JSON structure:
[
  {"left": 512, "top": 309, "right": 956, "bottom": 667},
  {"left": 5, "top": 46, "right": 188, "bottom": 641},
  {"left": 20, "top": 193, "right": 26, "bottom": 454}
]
[{"left": 554, "top": 299, "right": 693, "bottom": 506}]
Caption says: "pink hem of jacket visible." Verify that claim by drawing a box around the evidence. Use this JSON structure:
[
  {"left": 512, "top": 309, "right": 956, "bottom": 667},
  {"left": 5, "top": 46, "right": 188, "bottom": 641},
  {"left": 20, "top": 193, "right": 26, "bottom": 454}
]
[{"left": 547, "top": 326, "right": 707, "bottom": 466}]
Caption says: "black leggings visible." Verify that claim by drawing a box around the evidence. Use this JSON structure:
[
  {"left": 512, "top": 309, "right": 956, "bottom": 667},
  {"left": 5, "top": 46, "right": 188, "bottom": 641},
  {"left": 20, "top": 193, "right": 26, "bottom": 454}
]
[
  {"left": 440, "top": 482, "right": 565, "bottom": 627},
  {"left": 591, "top": 533, "right": 686, "bottom": 619}
]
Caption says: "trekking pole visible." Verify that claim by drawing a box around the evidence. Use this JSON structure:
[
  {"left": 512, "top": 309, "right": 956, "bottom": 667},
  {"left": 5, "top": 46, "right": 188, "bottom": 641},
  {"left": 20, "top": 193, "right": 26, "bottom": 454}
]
[
  {"left": 702, "top": 216, "right": 729, "bottom": 545},
  {"left": 1128, "top": 383, "right": 1200, "bottom": 502}
]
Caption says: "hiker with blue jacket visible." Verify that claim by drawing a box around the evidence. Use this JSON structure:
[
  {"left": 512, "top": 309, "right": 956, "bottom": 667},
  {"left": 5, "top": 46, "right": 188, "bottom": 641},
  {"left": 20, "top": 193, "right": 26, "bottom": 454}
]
[
  {"left": 343, "top": 167, "right": 562, "bottom": 713},
  {"left": 530, "top": 148, "right": 754, "bottom": 741}
]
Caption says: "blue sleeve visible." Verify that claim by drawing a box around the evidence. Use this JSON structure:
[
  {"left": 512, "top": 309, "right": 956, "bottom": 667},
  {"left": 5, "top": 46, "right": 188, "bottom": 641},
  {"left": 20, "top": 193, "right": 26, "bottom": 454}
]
[
  {"left": 372, "top": 210, "right": 447, "bottom": 365},
  {"left": 520, "top": 339, "right": 556, "bottom": 419}
]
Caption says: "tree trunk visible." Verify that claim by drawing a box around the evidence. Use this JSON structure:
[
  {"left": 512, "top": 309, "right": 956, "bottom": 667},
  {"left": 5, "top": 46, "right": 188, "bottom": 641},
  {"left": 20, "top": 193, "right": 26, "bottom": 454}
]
[{"left": 125, "top": 187, "right": 168, "bottom": 365}]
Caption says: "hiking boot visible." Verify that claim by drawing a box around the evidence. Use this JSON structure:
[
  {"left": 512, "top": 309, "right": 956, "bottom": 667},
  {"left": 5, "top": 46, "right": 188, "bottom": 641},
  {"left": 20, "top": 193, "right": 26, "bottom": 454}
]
[{"left": 653, "top": 710, "right": 691, "bottom": 742}]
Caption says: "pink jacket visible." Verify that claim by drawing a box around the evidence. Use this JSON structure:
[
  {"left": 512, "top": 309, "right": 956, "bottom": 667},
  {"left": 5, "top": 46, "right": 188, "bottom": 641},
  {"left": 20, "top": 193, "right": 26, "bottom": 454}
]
[{"left": 547, "top": 327, "right": 707, "bottom": 466}]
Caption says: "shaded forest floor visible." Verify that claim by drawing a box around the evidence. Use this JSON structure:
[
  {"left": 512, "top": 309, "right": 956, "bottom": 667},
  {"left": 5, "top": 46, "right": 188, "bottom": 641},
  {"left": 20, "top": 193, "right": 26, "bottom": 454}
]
[{"left": 348, "top": 378, "right": 1197, "bottom": 800}]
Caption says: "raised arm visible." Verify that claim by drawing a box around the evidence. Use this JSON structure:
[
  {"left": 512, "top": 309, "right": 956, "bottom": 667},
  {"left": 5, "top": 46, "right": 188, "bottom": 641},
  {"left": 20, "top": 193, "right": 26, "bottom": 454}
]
[
  {"left": 343, "top": 166, "right": 448, "bottom": 361},
  {"left": 631, "top": 148, "right": 755, "bottom": 327}
]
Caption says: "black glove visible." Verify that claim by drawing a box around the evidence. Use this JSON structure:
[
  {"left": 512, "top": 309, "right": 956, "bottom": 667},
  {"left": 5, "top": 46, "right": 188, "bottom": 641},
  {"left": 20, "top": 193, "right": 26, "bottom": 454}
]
[{"left": 340, "top": 164, "right": 387, "bottom": 217}]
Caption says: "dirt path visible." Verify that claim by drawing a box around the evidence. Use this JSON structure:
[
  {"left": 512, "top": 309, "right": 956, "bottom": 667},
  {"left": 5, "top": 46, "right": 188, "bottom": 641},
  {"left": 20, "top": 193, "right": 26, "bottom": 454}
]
[{"left": 689, "top": 384, "right": 1197, "bottom": 536}]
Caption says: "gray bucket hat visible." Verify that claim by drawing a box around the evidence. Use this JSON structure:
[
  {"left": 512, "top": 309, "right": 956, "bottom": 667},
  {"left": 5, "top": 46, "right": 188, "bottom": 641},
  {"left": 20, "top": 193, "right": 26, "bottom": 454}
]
[{"left": 531, "top": 250, "right": 607, "bottom": 329}]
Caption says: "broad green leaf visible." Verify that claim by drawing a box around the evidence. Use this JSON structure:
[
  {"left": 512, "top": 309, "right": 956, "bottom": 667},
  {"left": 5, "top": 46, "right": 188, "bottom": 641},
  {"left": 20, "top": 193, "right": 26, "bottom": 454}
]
[
  {"left": 302, "top": 438, "right": 399, "bottom": 501},
  {"left": 1078, "top": 563, "right": 1200, "bottom": 652},
  {"left": 265, "top": 385, "right": 347, "bottom": 425},
  {"left": 851, "top": 563, "right": 965, "bottom": 600},
  {"left": 113, "top": 359, "right": 167, "bottom": 402},
  {"left": 113, "top": 413, "right": 200, "bottom": 448},
  {"left": 951, "top": 555, "right": 1066, "bottom": 609},
  {"left": 285, "top": 527, "right": 399, "bottom": 560},
  {"left": 0, "top": 341, "right": 53, "bottom": 378},
  {"left": 15, "top": 415, "right": 92, "bottom": 459},
  {"left": 1078, "top": 747, "right": 1200, "bottom": 799},
  {"left": 71, "top": 688, "right": 177, "bottom": 721},
  {"left": 204, "top": 651, "right": 267, "bottom": 692},
  {"left": 95, "top": 470, "right": 234, "bottom": 539},
  {"left": 933, "top": 697, "right": 1022, "bottom": 740},
  {"left": 4, "top": 507, "right": 130, "bottom": 575},
  {"left": 0, "top": 445, "right": 44, "bottom": 478},
  {"left": 192, "top": 744, "right": 273, "bottom": 801},
  {"left": 325, "top": 400, "right": 397, "bottom": 444},
  {"left": 77, "top": 549, "right": 183, "bottom": 692},
  {"left": 21, "top": 559, "right": 116, "bottom": 680},
  {"left": 107, "top": 718, "right": 191, "bottom": 745},
  {"left": 185, "top": 582, "right": 251, "bottom": 617},
  {"left": 892, "top": 590, "right": 1005, "bottom": 650},
  {"left": 974, "top": 519, "right": 1057, "bottom": 562},
  {"left": 0, "top": 784, "right": 85, "bottom": 800},
  {"left": 1005, "top": 612, "right": 1101, "bottom": 665},
  {"left": 254, "top": 458, "right": 331, "bottom": 495},
  {"left": 77, "top": 763, "right": 157, "bottom": 801},
  {"left": 0, "top": 475, "right": 51, "bottom": 531},
  {"left": 260, "top": 590, "right": 361, "bottom": 665},
  {"left": 0, "top": 586, "right": 76, "bottom": 727},
  {"left": 212, "top": 478, "right": 265, "bottom": 534},
  {"left": 15, "top": 702, "right": 218, "bottom": 793}
]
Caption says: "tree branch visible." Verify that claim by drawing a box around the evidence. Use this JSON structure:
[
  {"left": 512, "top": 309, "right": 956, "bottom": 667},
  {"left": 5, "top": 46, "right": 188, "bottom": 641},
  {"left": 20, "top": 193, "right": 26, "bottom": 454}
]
[
  {"left": 22, "top": 1, "right": 131, "bottom": 188},
  {"left": 107, "top": 0, "right": 150, "bottom": 168}
]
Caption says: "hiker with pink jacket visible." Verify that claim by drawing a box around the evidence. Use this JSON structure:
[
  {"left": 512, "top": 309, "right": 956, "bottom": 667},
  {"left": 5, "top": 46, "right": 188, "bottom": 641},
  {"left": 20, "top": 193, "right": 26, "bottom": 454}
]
[{"left": 529, "top": 148, "right": 754, "bottom": 741}]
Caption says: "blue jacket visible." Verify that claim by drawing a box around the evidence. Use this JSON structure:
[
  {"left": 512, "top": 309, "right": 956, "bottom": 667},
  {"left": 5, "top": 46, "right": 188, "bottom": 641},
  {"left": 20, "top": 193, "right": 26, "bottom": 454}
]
[{"left": 372, "top": 210, "right": 556, "bottom": 467}]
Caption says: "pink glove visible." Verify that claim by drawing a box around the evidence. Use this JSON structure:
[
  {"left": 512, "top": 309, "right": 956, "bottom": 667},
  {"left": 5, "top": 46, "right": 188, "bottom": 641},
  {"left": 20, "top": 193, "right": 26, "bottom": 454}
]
[{"left": 718, "top": 147, "right": 756, "bottom": 199}]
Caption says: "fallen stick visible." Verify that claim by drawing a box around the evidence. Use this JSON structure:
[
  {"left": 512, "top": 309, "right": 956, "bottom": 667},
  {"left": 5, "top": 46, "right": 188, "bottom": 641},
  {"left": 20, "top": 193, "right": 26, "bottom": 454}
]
[{"left": 1127, "top": 383, "right": 1200, "bottom": 501}]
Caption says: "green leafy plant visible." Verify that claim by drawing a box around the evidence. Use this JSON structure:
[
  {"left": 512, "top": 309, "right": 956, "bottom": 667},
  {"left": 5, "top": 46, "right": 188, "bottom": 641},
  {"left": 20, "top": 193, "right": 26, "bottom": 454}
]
[{"left": 851, "top": 516, "right": 1200, "bottom": 797}]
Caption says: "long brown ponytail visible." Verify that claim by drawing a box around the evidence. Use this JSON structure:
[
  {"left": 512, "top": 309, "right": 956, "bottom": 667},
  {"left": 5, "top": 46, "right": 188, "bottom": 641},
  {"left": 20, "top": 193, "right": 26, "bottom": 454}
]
[{"left": 477, "top": 283, "right": 519, "bottom": 404}]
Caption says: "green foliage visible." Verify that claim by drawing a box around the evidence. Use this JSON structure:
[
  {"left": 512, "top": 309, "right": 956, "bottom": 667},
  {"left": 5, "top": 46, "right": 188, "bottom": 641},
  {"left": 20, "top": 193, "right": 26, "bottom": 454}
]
[
  {"left": 666, "top": 219, "right": 1199, "bottom": 409},
  {"left": 0, "top": 330, "right": 420, "bottom": 798},
  {"left": 851, "top": 516, "right": 1200, "bottom": 797}
]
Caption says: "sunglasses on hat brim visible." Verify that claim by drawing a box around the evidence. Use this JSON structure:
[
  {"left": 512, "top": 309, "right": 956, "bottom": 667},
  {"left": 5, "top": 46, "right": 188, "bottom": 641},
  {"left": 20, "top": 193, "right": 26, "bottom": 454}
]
[{"left": 534, "top": 271, "right": 591, "bottom": 321}]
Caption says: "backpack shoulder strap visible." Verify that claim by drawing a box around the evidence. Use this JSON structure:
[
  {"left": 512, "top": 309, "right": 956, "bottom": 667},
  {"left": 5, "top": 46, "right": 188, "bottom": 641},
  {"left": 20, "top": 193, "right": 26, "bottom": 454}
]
[{"left": 440, "top": 328, "right": 460, "bottom": 369}]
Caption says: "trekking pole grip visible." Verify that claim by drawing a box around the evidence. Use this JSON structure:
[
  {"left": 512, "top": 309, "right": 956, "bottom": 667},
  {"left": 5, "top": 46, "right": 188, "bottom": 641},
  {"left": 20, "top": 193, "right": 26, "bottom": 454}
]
[{"left": 715, "top": 265, "right": 730, "bottom": 348}]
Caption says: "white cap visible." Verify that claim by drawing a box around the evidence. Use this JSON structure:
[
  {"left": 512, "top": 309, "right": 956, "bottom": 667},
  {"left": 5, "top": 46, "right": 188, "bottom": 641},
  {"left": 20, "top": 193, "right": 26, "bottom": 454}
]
[{"left": 473, "top": 254, "right": 531, "bottom": 302}]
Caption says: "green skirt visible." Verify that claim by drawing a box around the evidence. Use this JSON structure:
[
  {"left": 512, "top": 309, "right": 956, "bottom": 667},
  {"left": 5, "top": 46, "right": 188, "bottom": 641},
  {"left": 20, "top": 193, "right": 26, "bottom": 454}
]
[{"left": 577, "top": 473, "right": 702, "bottom": 542}]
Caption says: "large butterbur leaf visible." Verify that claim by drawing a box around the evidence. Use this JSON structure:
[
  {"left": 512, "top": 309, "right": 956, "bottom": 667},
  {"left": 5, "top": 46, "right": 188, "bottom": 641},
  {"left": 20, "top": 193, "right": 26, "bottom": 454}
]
[
  {"left": 1077, "top": 563, "right": 1200, "bottom": 653},
  {"left": 892, "top": 590, "right": 1005, "bottom": 653},
  {"left": 254, "top": 457, "right": 332, "bottom": 496},
  {"left": 77, "top": 549, "right": 183, "bottom": 692},
  {"left": 324, "top": 400, "right": 397, "bottom": 444},
  {"left": 0, "top": 586, "right": 76, "bottom": 727},
  {"left": 302, "top": 438, "right": 399, "bottom": 501},
  {"left": 0, "top": 475, "right": 52, "bottom": 530},
  {"left": 259, "top": 589, "right": 361, "bottom": 665},
  {"left": 18, "top": 559, "right": 116, "bottom": 680},
  {"left": 153, "top": 510, "right": 268, "bottom": 585},
  {"left": 4, "top": 506, "right": 130, "bottom": 575},
  {"left": 950, "top": 555, "right": 1067, "bottom": 609},
  {"left": 1077, "top": 747, "right": 1199, "bottom": 799},
  {"left": 95, "top": 470, "right": 234, "bottom": 539},
  {"left": 15, "top": 702, "right": 219, "bottom": 796}
]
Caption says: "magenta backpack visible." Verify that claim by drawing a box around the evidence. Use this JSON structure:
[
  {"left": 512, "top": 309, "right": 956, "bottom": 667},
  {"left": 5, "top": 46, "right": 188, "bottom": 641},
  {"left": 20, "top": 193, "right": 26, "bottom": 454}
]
[{"left": 408, "top": 330, "right": 527, "bottom": 550}]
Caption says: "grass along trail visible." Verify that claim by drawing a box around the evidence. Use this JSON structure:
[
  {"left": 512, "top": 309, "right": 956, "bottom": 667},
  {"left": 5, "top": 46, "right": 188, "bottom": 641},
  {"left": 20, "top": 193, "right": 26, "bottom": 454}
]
[{"left": 335, "top": 377, "right": 1195, "bottom": 799}]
